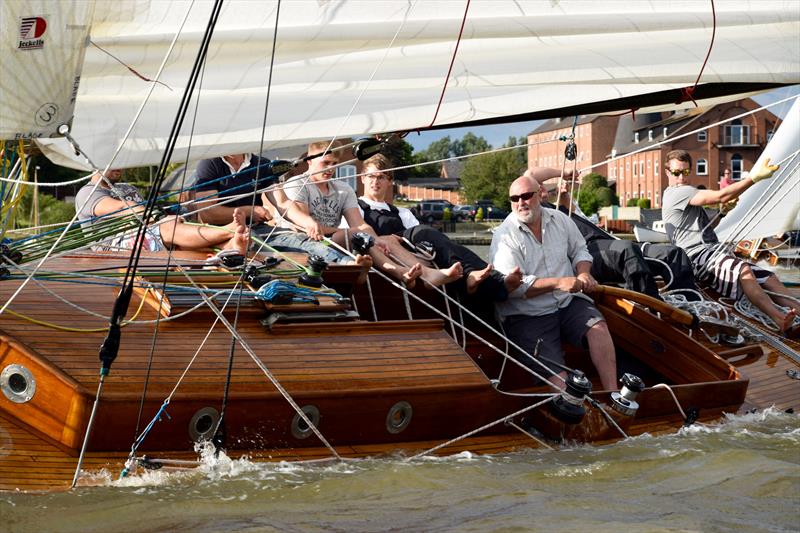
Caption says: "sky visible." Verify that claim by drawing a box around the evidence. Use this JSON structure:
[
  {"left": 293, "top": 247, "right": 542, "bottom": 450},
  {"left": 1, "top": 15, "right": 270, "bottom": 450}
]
[{"left": 405, "top": 85, "right": 799, "bottom": 152}]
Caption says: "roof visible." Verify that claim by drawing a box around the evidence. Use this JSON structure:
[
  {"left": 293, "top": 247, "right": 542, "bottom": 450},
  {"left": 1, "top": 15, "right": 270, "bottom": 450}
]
[{"left": 529, "top": 114, "right": 602, "bottom": 135}]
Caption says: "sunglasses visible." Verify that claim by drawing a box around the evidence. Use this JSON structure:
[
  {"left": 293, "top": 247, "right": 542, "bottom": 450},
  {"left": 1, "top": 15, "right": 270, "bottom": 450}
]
[
  {"left": 509, "top": 191, "right": 536, "bottom": 203},
  {"left": 667, "top": 168, "right": 691, "bottom": 177}
]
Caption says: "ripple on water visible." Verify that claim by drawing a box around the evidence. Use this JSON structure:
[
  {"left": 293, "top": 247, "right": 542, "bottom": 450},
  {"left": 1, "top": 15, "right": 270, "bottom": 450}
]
[{"left": 1, "top": 409, "right": 798, "bottom": 533}]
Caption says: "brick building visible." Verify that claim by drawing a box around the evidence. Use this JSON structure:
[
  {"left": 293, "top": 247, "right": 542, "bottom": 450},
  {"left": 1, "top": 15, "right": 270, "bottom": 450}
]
[{"left": 527, "top": 115, "right": 620, "bottom": 178}]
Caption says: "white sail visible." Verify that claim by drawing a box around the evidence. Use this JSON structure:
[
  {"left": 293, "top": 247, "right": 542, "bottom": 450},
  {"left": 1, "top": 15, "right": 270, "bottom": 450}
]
[
  {"left": 27, "top": 0, "right": 800, "bottom": 170},
  {"left": 0, "top": 0, "right": 94, "bottom": 140},
  {"left": 715, "top": 97, "right": 800, "bottom": 242}
]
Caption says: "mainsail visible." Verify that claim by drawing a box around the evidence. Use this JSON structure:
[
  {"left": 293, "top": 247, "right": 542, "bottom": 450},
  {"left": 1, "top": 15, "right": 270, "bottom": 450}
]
[
  {"left": 24, "top": 0, "right": 799, "bottom": 170},
  {"left": 0, "top": 0, "right": 93, "bottom": 140}
]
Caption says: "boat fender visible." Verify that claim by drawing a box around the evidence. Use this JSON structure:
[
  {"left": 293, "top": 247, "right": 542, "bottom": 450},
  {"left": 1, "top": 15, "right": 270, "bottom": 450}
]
[
  {"left": 549, "top": 370, "right": 592, "bottom": 424},
  {"left": 353, "top": 138, "right": 383, "bottom": 161},
  {"left": 609, "top": 373, "right": 645, "bottom": 416},
  {"left": 299, "top": 255, "right": 328, "bottom": 288},
  {"left": 350, "top": 232, "right": 375, "bottom": 255}
]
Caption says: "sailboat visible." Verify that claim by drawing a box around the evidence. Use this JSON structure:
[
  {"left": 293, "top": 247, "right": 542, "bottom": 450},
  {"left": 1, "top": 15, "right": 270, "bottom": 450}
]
[{"left": 1, "top": 0, "right": 799, "bottom": 492}]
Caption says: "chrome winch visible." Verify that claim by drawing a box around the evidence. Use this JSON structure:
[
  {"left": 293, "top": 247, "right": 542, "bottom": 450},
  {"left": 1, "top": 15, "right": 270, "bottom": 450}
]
[{"left": 609, "top": 373, "right": 645, "bottom": 416}]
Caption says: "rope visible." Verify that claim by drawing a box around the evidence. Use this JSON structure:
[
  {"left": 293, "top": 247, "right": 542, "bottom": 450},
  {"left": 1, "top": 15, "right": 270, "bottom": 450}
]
[
  {"left": 428, "top": 0, "right": 471, "bottom": 127},
  {"left": 677, "top": 0, "right": 716, "bottom": 107}
]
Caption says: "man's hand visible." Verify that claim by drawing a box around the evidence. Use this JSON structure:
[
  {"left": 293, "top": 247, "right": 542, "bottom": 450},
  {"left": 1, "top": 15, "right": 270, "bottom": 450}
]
[
  {"left": 750, "top": 158, "right": 779, "bottom": 183},
  {"left": 576, "top": 272, "right": 598, "bottom": 293},
  {"left": 304, "top": 220, "right": 324, "bottom": 241},
  {"left": 252, "top": 205, "right": 270, "bottom": 223},
  {"left": 554, "top": 277, "right": 583, "bottom": 293}
]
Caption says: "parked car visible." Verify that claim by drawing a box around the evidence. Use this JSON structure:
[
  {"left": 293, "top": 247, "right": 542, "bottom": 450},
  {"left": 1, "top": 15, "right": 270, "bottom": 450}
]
[
  {"left": 474, "top": 200, "right": 509, "bottom": 220},
  {"left": 413, "top": 200, "right": 457, "bottom": 223},
  {"left": 452, "top": 204, "right": 475, "bottom": 221}
]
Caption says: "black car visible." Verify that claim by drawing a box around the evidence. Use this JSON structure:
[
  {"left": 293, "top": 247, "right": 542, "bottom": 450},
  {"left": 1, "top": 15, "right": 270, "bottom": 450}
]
[{"left": 414, "top": 200, "right": 459, "bottom": 222}]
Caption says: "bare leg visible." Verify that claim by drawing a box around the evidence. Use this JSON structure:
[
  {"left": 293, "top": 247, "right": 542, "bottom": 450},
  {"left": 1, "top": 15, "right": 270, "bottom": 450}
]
[
  {"left": 420, "top": 261, "right": 463, "bottom": 287},
  {"left": 548, "top": 371, "right": 567, "bottom": 391},
  {"left": 352, "top": 254, "right": 373, "bottom": 285},
  {"left": 160, "top": 209, "right": 244, "bottom": 249},
  {"left": 221, "top": 225, "right": 249, "bottom": 255},
  {"left": 584, "top": 321, "right": 617, "bottom": 391},
  {"left": 740, "top": 268, "right": 797, "bottom": 332}
]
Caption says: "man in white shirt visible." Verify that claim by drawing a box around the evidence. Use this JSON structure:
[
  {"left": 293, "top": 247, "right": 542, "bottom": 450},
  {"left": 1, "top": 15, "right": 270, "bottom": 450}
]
[{"left": 490, "top": 174, "right": 617, "bottom": 390}]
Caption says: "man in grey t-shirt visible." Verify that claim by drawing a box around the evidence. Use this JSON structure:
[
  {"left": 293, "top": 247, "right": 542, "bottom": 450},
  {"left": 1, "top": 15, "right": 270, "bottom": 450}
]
[{"left": 661, "top": 149, "right": 797, "bottom": 334}]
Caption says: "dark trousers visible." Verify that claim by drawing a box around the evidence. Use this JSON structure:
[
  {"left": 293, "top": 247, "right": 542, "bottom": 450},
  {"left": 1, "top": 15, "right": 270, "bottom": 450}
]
[
  {"left": 638, "top": 242, "right": 699, "bottom": 296},
  {"left": 587, "top": 239, "right": 661, "bottom": 299},
  {"left": 403, "top": 225, "right": 508, "bottom": 311}
]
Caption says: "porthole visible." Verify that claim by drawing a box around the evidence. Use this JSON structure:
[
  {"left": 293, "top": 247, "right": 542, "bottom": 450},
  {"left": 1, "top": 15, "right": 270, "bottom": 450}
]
[
  {"left": 1, "top": 364, "right": 36, "bottom": 404},
  {"left": 188, "top": 406, "right": 220, "bottom": 442},
  {"left": 291, "top": 405, "right": 320, "bottom": 439},
  {"left": 386, "top": 401, "right": 413, "bottom": 434}
]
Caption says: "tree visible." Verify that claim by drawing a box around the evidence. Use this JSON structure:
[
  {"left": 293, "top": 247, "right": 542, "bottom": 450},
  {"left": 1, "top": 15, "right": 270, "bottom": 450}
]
[
  {"left": 411, "top": 132, "right": 493, "bottom": 178},
  {"left": 575, "top": 172, "right": 617, "bottom": 215},
  {"left": 451, "top": 132, "right": 491, "bottom": 157},
  {"left": 381, "top": 137, "right": 417, "bottom": 180},
  {"left": 460, "top": 137, "right": 526, "bottom": 208}
]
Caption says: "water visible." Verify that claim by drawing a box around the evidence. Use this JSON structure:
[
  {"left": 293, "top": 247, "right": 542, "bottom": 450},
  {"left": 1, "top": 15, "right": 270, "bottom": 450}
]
[{"left": 2, "top": 410, "right": 798, "bottom": 532}]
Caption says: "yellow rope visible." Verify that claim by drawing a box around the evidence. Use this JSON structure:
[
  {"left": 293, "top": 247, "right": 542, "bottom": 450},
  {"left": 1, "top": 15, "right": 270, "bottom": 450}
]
[{"left": 2, "top": 288, "right": 152, "bottom": 332}]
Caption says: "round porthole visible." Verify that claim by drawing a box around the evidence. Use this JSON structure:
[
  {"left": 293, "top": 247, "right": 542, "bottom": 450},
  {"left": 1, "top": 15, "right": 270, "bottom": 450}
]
[
  {"left": 188, "top": 407, "right": 220, "bottom": 442},
  {"left": 386, "top": 401, "right": 412, "bottom": 434},
  {"left": 1, "top": 364, "right": 36, "bottom": 404},
  {"left": 291, "top": 405, "right": 320, "bottom": 439}
]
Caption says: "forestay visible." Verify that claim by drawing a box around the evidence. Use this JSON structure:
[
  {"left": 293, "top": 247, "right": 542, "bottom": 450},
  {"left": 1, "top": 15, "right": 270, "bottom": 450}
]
[{"left": 12, "top": 0, "right": 800, "bottom": 170}]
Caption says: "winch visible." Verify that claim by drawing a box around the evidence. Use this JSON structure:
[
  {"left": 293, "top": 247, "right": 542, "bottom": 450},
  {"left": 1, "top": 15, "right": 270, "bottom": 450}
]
[
  {"left": 609, "top": 373, "right": 645, "bottom": 416},
  {"left": 549, "top": 369, "right": 592, "bottom": 424}
]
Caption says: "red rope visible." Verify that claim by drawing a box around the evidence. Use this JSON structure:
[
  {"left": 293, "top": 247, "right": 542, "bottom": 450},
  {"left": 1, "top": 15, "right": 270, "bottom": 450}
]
[
  {"left": 428, "top": 0, "right": 471, "bottom": 128},
  {"left": 91, "top": 40, "right": 172, "bottom": 90},
  {"left": 677, "top": 0, "right": 716, "bottom": 107}
]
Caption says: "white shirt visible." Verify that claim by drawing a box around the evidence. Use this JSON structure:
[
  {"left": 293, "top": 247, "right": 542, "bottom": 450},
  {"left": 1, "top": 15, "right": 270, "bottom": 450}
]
[{"left": 490, "top": 209, "right": 593, "bottom": 317}]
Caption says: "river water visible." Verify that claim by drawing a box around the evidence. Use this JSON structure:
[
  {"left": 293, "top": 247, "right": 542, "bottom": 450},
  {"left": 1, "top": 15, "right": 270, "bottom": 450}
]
[
  {"left": 2, "top": 409, "right": 798, "bottom": 532},
  {"left": 2, "top": 247, "right": 799, "bottom": 532}
]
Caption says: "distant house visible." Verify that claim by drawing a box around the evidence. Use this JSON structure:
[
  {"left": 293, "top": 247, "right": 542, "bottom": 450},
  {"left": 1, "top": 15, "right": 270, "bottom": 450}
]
[
  {"left": 440, "top": 159, "right": 464, "bottom": 180},
  {"left": 527, "top": 115, "right": 620, "bottom": 178}
]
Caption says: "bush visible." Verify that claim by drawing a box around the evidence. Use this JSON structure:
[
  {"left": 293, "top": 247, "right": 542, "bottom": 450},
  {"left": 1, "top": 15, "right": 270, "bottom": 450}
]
[
  {"left": 14, "top": 187, "right": 76, "bottom": 229},
  {"left": 626, "top": 198, "right": 639, "bottom": 207},
  {"left": 637, "top": 198, "right": 651, "bottom": 209}
]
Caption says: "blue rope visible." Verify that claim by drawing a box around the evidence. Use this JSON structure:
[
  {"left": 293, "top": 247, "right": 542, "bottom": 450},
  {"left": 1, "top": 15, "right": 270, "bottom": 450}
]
[
  {"left": 255, "top": 280, "right": 330, "bottom": 304},
  {"left": 120, "top": 399, "right": 171, "bottom": 478}
]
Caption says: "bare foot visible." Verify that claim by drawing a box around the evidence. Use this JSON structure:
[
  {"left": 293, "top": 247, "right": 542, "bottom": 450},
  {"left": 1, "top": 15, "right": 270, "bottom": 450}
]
[
  {"left": 504, "top": 266, "right": 523, "bottom": 293},
  {"left": 232, "top": 207, "right": 246, "bottom": 228},
  {"left": 466, "top": 263, "right": 493, "bottom": 294},
  {"left": 223, "top": 225, "right": 249, "bottom": 255},
  {"left": 421, "top": 261, "right": 463, "bottom": 288},
  {"left": 353, "top": 254, "right": 373, "bottom": 284},
  {"left": 780, "top": 308, "right": 798, "bottom": 333},
  {"left": 402, "top": 263, "right": 423, "bottom": 289}
]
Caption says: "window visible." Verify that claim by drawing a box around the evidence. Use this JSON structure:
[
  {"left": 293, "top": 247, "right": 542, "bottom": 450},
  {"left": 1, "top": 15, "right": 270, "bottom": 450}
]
[
  {"left": 634, "top": 132, "right": 640, "bottom": 143},
  {"left": 663, "top": 127, "right": 668, "bottom": 138},
  {"left": 731, "top": 154, "right": 743, "bottom": 181},
  {"left": 697, "top": 130, "right": 707, "bottom": 142},
  {"left": 724, "top": 119, "right": 750, "bottom": 145},
  {"left": 337, "top": 164, "right": 358, "bottom": 191},
  {"left": 767, "top": 129, "right": 775, "bottom": 142},
  {"left": 654, "top": 159, "right": 659, "bottom": 174},
  {"left": 696, "top": 158, "right": 708, "bottom": 175},
  {"left": 633, "top": 160, "right": 638, "bottom": 177},
  {"left": 639, "top": 161, "right": 645, "bottom": 176}
]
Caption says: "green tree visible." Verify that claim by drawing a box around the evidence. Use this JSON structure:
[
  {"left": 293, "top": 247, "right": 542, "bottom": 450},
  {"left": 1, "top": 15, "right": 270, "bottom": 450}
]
[
  {"left": 460, "top": 137, "right": 526, "bottom": 208},
  {"left": 451, "top": 132, "right": 491, "bottom": 157},
  {"left": 637, "top": 198, "right": 651, "bottom": 209},
  {"left": 575, "top": 172, "right": 617, "bottom": 215}
]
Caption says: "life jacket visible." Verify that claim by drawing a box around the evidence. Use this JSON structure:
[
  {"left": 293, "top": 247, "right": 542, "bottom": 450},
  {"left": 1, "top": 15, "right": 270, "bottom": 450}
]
[{"left": 358, "top": 199, "right": 406, "bottom": 236}]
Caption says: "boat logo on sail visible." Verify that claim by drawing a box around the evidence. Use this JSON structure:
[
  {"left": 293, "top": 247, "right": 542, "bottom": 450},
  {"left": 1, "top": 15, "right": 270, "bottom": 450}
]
[{"left": 19, "top": 16, "right": 47, "bottom": 50}]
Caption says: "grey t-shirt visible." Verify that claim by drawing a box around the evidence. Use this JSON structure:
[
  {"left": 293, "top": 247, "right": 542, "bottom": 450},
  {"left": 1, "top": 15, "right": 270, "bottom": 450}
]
[
  {"left": 661, "top": 185, "right": 718, "bottom": 254},
  {"left": 282, "top": 176, "right": 359, "bottom": 228}
]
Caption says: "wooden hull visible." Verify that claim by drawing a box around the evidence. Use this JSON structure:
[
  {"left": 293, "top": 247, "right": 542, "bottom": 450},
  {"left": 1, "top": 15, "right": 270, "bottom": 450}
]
[{"left": 1, "top": 251, "right": 795, "bottom": 491}]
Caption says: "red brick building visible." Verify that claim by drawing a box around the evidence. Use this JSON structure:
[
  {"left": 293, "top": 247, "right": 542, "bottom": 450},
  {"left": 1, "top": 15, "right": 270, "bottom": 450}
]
[{"left": 527, "top": 115, "right": 620, "bottom": 178}]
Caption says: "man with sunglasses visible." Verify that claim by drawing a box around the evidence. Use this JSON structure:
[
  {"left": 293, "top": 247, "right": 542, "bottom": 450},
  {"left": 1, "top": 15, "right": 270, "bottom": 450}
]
[
  {"left": 662, "top": 149, "right": 798, "bottom": 334},
  {"left": 490, "top": 175, "right": 618, "bottom": 391}
]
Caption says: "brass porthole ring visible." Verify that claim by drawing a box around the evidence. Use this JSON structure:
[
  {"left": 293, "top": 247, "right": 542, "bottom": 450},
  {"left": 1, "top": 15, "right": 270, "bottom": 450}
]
[
  {"left": 386, "top": 401, "right": 412, "bottom": 434},
  {"left": 1, "top": 364, "right": 36, "bottom": 404}
]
